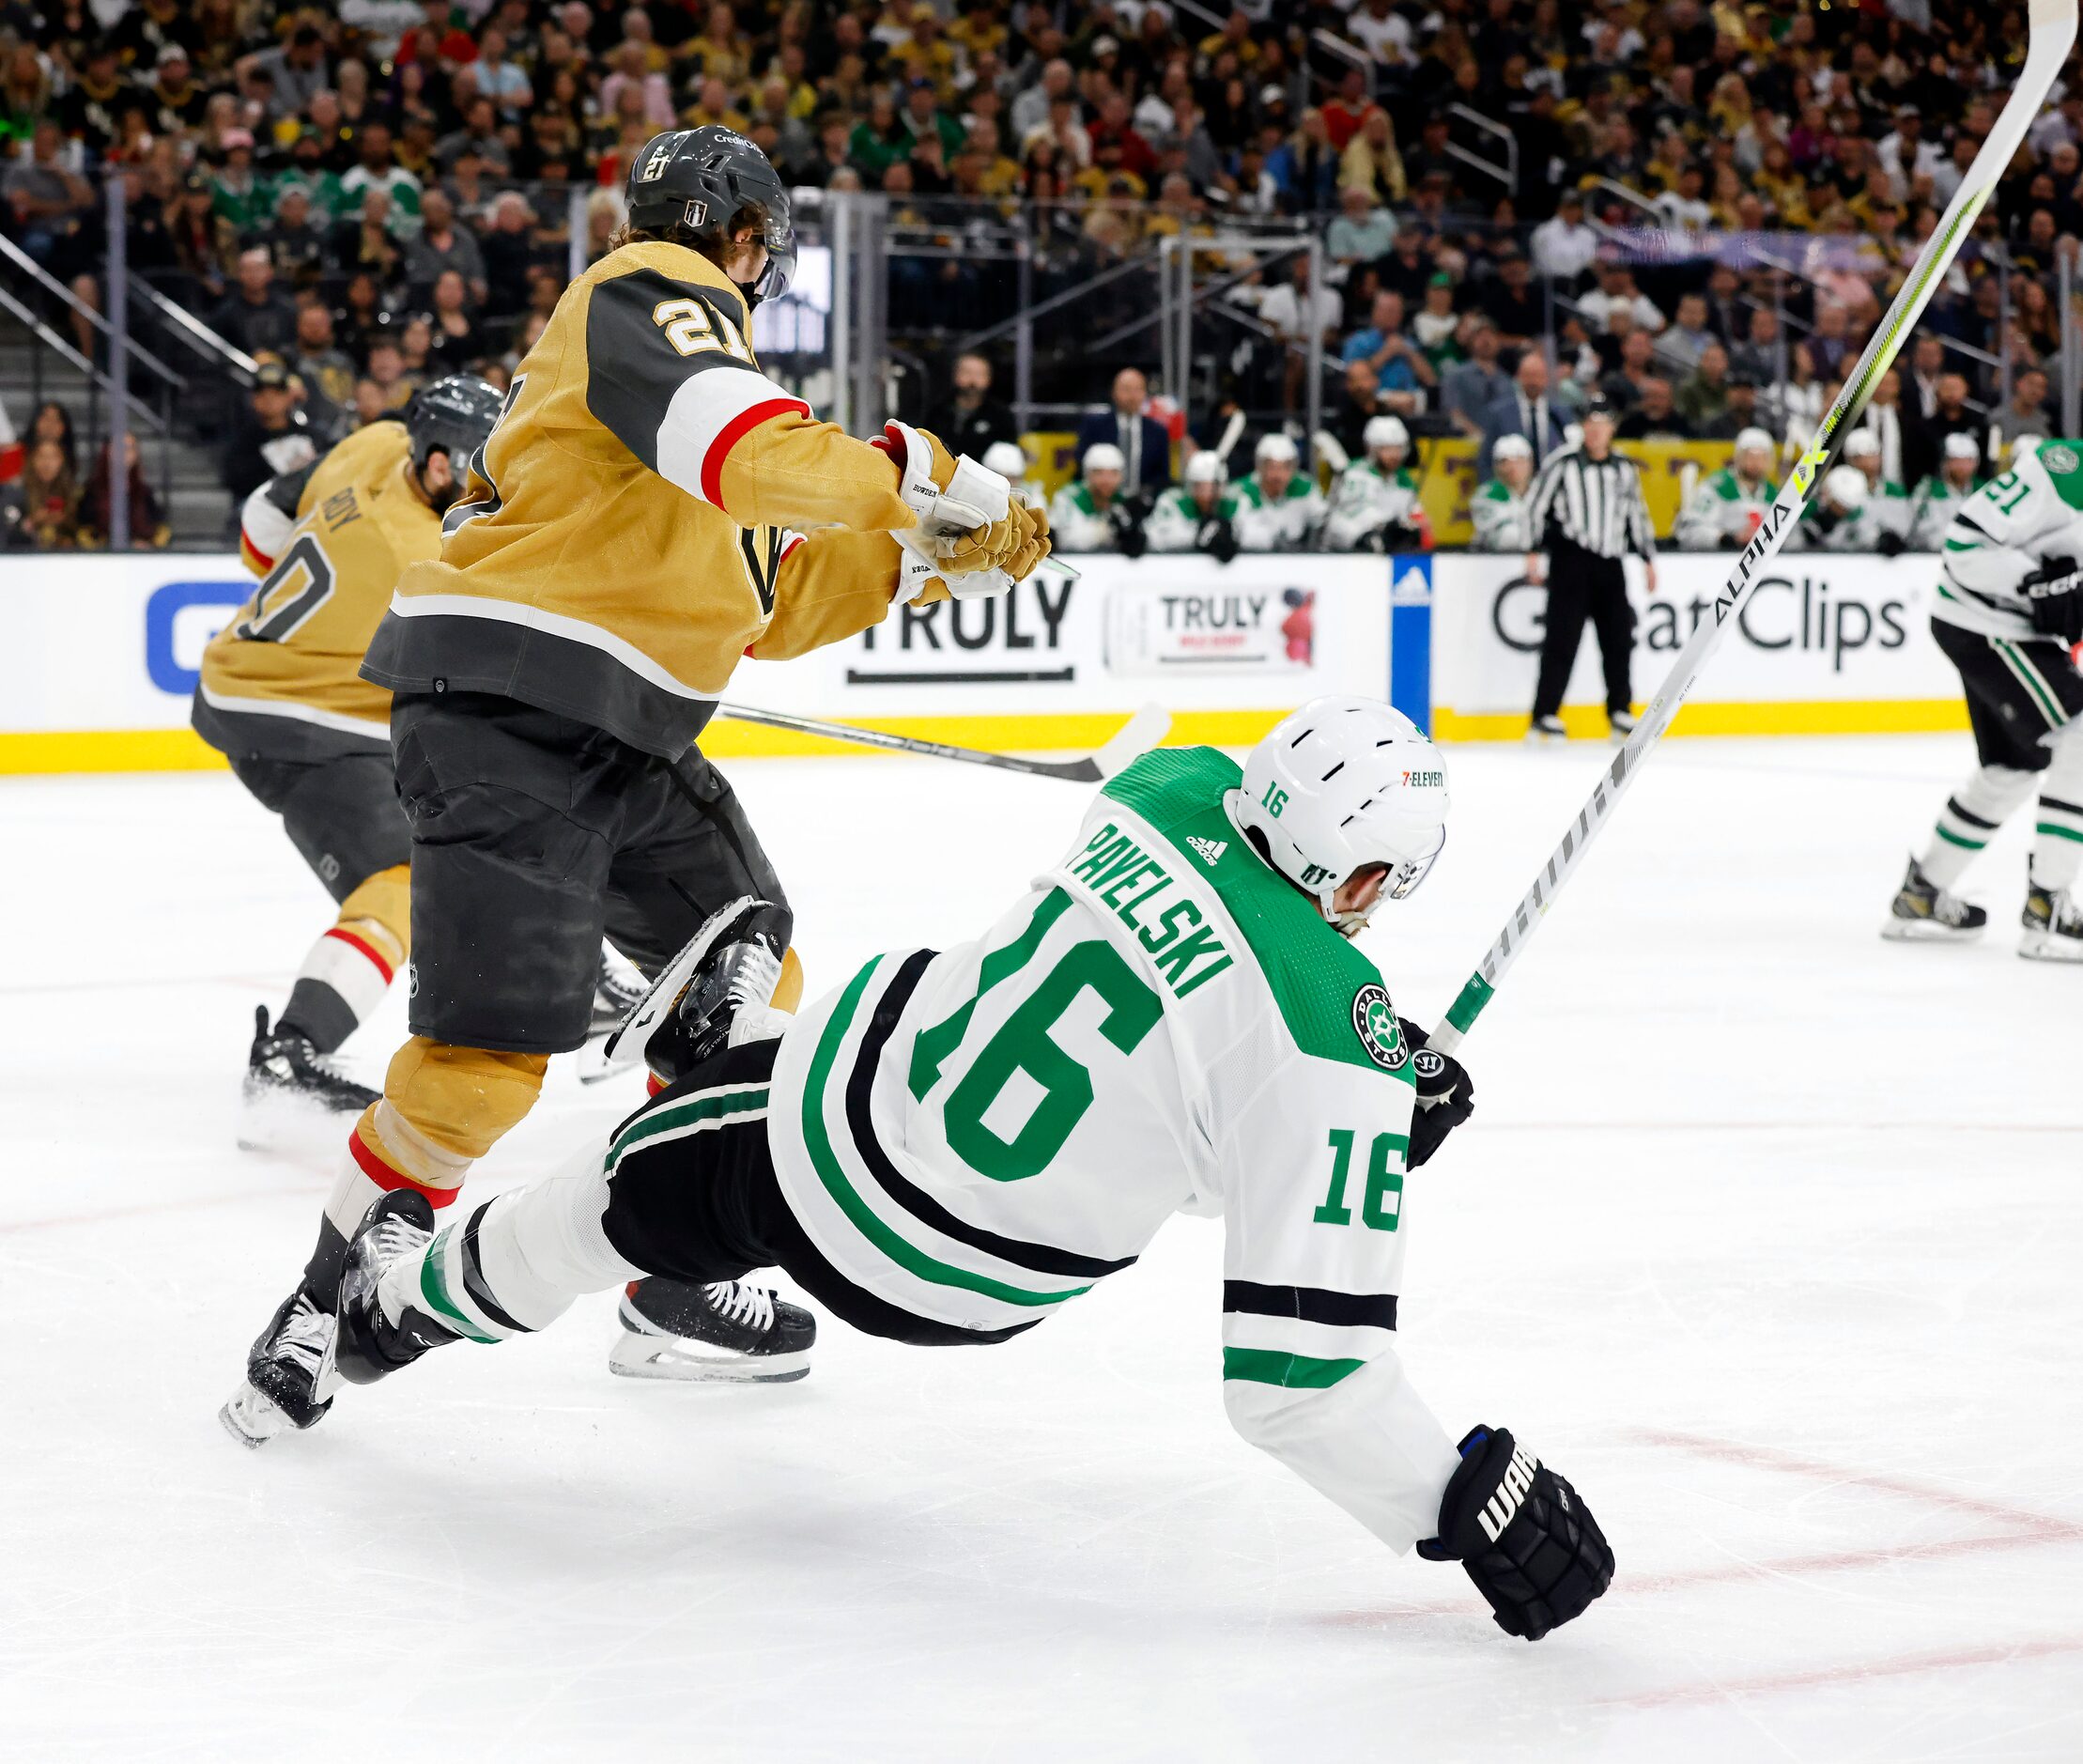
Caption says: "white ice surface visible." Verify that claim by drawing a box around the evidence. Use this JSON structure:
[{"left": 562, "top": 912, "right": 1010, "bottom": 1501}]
[{"left": 2, "top": 735, "right": 2079, "bottom": 1762}]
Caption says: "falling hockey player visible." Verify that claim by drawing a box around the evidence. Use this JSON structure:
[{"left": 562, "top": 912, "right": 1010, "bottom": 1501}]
[
  {"left": 222, "top": 126, "right": 1052, "bottom": 1445},
  {"left": 1884, "top": 437, "right": 2083, "bottom": 957},
  {"left": 305, "top": 698, "right": 1615, "bottom": 1643}
]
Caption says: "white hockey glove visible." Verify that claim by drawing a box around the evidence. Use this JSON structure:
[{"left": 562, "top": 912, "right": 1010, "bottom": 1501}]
[{"left": 883, "top": 420, "right": 1044, "bottom": 599}]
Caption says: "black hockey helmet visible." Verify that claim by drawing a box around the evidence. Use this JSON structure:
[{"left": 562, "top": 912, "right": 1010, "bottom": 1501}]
[
  {"left": 406, "top": 374, "right": 502, "bottom": 474},
  {"left": 623, "top": 125, "right": 796, "bottom": 306}
]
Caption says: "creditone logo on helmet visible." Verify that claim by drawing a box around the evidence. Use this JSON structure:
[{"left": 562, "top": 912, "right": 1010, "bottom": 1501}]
[{"left": 1351, "top": 983, "right": 1407, "bottom": 1070}]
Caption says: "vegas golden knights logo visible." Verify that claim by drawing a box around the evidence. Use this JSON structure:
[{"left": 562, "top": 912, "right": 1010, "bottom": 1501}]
[{"left": 738, "top": 526, "right": 783, "bottom": 617}]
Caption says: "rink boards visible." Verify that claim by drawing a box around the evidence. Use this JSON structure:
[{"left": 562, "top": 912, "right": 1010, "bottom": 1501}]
[{"left": 0, "top": 550, "right": 1967, "bottom": 772}]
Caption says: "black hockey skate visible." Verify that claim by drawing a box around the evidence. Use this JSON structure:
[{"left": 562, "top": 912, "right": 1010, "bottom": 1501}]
[
  {"left": 577, "top": 950, "right": 651, "bottom": 1083},
  {"left": 636, "top": 900, "right": 791, "bottom": 1088},
  {"left": 609, "top": 1276, "right": 814, "bottom": 1383},
  {"left": 334, "top": 1191, "right": 462, "bottom": 1385},
  {"left": 1525, "top": 715, "right": 1566, "bottom": 744},
  {"left": 220, "top": 1284, "right": 338, "bottom": 1447},
  {"left": 239, "top": 1005, "right": 378, "bottom": 1149},
  {"left": 1880, "top": 856, "right": 1988, "bottom": 943},
  {"left": 2021, "top": 874, "right": 2083, "bottom": 962}
]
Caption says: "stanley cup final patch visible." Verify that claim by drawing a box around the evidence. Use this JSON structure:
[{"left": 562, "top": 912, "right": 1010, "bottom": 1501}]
[{"left": 1351, "top": 984, "right": 1408, "bottom": 1070}]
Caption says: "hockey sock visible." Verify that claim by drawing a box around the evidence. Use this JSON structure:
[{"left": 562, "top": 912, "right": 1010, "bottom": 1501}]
[
  {"left": 2031, "top": 727, "right": 2083, "bottom": 890},
  {"left": 1920, "top": 764, "right": 2035, "bottom": 890},
  {"left": 279, "top": 865, "right": 409, "bottom": 1052},
  {"left": 379, "top": 1157, "right": 640, "bottom": 1341}
]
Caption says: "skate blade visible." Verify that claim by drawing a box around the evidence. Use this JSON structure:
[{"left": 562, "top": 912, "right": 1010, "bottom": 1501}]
[
  {"left": 219, "top": 1380, "right": 297, "bottom": 1447},
  {"left": 2018, "top": 929, "right": 2083, "bottom": 961},
  {"left": 608, "top": 1330, "right": 810, "bottom": 1384},
  {"left": 572, "top": 1031, "right": 631, "bottom": 1087},
  {"left": 237, "top": 1086, "right": 370, "bottom": 1155},
  {"left": 1879, "top": 915, "right": 1984, "bottom": 943}
]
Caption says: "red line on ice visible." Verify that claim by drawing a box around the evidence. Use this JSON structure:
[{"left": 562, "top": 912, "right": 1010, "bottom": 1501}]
[{"left": 1602, "top": 1634, "right": 2083, "bottom": 1709}]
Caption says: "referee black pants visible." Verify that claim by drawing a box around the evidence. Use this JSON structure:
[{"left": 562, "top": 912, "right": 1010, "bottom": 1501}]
[{"left": 1534, "top": 540, "right": 1635, "bottom": 721}]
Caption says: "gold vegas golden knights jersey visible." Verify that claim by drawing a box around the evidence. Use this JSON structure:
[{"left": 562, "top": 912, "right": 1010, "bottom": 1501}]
[
  {"left": 194, "top": 454, "right": 442, "bottom": 763},
  {"left": 238, "top": 418, "right": 411, "bottom": 577},
  {"left": 361, "top": 239, "right": 937, "bottom": 759}
]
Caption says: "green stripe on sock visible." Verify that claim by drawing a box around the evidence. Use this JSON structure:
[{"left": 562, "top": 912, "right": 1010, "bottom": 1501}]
[
  {"left": 802, "top": 961, "right": 1090, "bottom": 1310},
  {"left": 1222, "top": 1347, "right": 1365, "bottom": 1389},
  {"left": 1935, "top": 824, "right": 1987, "bottom": 850},
  {"left": 2037, "top": 821, "right": 2083, "bottom": 843},
  {"left": 1943, "top": 537, "right": 1981, "bottom": 551},
  {"left": 418, "top": 1230, "right": 498, "bottom": 1343}
]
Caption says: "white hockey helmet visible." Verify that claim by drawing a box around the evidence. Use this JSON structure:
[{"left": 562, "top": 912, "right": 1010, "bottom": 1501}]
[
  {"left": 1843, "top": 428, "right": 1880, "bottom": 460},
  {"left": 1822, "top": 463, "right": 1868, "bottom": 509},
  {"left": 1083, "top": 441, "right": 1127, "bottom": 475},
  {"left": 982, "top": 440, "right": 1029, "bottom": 481},
  {"left": 1255, "top": 432, "right": 1300, "bottom": 466},
  {"left": 1363, "top": 414, "right": 1410, "bottom": 454},
  {"left": 1228, "top": 697, "right": 1449, "bottom": 936},
  {"left": 1491, "top": 433, "right": 1533, "bottom": 464},
  {"left": 1734, "top": 426, "right": 1775, "bottom": 457},
  {"left": 1183, "top": 450, "right": 1227, "bottom": 486},
  {"left": 1942, "top": 431, "right": 1981, "bottom": 461}
]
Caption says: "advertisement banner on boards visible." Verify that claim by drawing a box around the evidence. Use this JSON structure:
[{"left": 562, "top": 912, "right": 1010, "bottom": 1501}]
[
  {"left": 1428, "top": 551, "right": 1969, "bottom": 737},
  {"left": 0, "top": 551, "right": 1397, "bottom": 769}
]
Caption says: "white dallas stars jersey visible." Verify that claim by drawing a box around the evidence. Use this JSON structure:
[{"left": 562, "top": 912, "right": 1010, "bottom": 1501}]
[
  {"left": 1321, "top": 461, "right": 1426, "bottom": 551},
  {"left": 767, "top": 746, "right": 1460, "bottom": 1552},
  {"left": 1936, "top": 439, "right": 2083, "bottom": 640}
]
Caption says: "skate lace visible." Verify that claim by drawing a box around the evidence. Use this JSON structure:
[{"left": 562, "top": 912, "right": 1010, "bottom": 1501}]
[
  {"left": 726, "top": 944, "right": 783, "bottom": 1014},
  {"left": 275, "top": 1292, "right": 333, "bottom": 1375},
  {"left": 705, "top": 1280, "right": 775, "bottom": 1332},
  {"left": 370, "top": 1210, "right": 434, "bottom": 1269}
]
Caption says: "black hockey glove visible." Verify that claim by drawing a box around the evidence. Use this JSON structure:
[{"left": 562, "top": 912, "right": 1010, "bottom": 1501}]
[
  {"left": 1398, "top": 1016, "right": 1474, "bottom": 1169},
  {"left": 1108, "top": 501, "right": 1149, "bottom": 559},
  {"left": 1875, "top": 529, "right": 1907, "bottom": 557},
  {"left": 1197, "top": 514, "right": 1240, "bottom": 563},
  {"left": 1382, "top": 518, "right": 1425, "bottom": 553},
  {"left": 2024, "top": 561, "right": 2083, "bottom": 644},
  {"left": 1416, "top": 1425, "right": 1614, "bottom": 1641}
]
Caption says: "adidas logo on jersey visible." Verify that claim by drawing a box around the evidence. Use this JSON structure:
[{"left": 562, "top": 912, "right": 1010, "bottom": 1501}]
[{"left": 1186, "top": 836, "right": 1227, "bottom": 867}]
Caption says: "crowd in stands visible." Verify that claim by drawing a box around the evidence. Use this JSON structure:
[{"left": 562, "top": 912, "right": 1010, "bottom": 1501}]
[{"left": 2, "top": 0, "right": 2079, "bottom": 552}]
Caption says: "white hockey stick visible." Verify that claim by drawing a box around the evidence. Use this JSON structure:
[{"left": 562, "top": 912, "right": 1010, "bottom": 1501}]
[
  {"left": 1427, "top": 0, "right": 2078, "bottom": 1058},
  {"left": 716, "top": 701, "right": 1170, "bottom": 782}
]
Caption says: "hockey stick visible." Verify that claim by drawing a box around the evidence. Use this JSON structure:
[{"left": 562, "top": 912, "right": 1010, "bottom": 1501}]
[
  {"left": 1425, "top": 0, "right": 2077, "bottom": 1059},
  {"left": 715, "top": 701, "right": 1172, "bottom": 782}
]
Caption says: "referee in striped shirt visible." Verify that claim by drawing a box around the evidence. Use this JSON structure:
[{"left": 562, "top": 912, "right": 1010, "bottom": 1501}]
[{"left": 1522, "top": 396, "right": 1658, "bottom": 741}]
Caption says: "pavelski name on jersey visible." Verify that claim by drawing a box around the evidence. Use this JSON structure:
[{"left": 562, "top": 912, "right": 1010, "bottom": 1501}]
[{"left": 1063, "top": 825, "right": 1237, "bottom": 998}]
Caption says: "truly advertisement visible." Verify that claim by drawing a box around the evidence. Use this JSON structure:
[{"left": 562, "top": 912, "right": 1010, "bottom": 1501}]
[{"left": 1431, "top": 552, "right": 1967, "bottom": 735}]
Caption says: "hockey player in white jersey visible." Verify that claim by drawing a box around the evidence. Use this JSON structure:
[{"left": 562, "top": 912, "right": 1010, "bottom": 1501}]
[
  {"left": 1048, "top": 443, "right": 1130, "bottom": 550},
  {"left": 1233, "top": 433, "right": 1327, "bottom": 551},
  {"left": 1842, "top": 427, "right": 1910, "bottom": 553},
  {"left": 1322, "top": 416, "right": 1432, "bottom": 552},
  {"left": 1906, "top": 433, "right": 1985, "bottom": 550},
  {"left": 1145, "top": 450, "right": 1240, "bottom": 557},
  {"left": 316, "top": 700, "right": 1616, "bottom": 1641},
  {"left": 1797, "top": 464, "right": 1885, "bottom": 553},
  {"left": 1884, "top": 438, "right": 2083, "bottom": 957},
  {"left": 1674, "top": 427, "right": 1777, "bottom": 551},
  {"left": 1469, "top": 435, "right": 1535, "bottom": 552}
]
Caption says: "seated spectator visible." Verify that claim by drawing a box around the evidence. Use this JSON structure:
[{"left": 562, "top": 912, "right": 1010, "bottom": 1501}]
[
  {"left": 325, "top": 122, "right": 423, "bottom": 225},
  {"left": 1598, "top": 328, "right": 1659, "bottom": 410},
  {"left": 1337, "top": 105, "right": 1406, "bottom": 208},
  {"left": 221, "top": 361, "right": 316, "bottom": 503},
  {"left": 428, "top": 271, "right": 486, "bottom": 375},
  {"left": 209, "top": 128, "right": 269, "bottom": 235},
  {"left": 1441, "top": 317, "right": 1510, "bottom": 437},
  {"left": 1048, "top": 442, "right": 1128, "bottom": 551},
  {"left": 949, "top": 352, "right": 1020, "bottom": 458},
  {"left": 1476, "top": 250, "right": 1544, "bottom": 351},
  {"left": 254, "top": 182, "right": 328, "bottom": 290},
  {"left": 1577, "top": 261, "right": 1665, "bottom": 335},
  {"left": 1990, "top": 366, "right": 2053, "bottom": 466},
  {"left": 1329, "top": 359, "right": 1392, "bottom": 460},
  {"left": 1529, "top": 191, "right": 1597, "bottom": 286},
  {"left": 1908, "top": 433, "right": 1987, "bottom": 549},
  {"left": 1730, "top": 306, "right": 1784, "bottom": 389},
  {"left": 1614, "top": 378, "right": 1690, "bottom": 440},
  {"left": 438, "top": 97, "right": 514, "bottom": 178},
  {"left": 82, "top": 432, "right": 172, "bottom": 550},
  {"left": 1232, "top": 433, "right": 1325, "bottom": 552},
  {"left": 329, "top": 186, "right": 406, "bottom": 291},
  {"left": 1326, "top": 184, "right": 1396, "bottom": 267},
  {"left": 1470, "top": 434, "right": 1535, "bottom": 552},
  {"left": 289, "top": 302, "right": 358, "bottom": 434},
  {"left": 350, "top": 377, "right": 392, "bottom": 429},
  {"left": 1675, "top": 427, "right": 1779, "bottom": 550},
  {"left": 481, "top": 193, "right": 541, "bottom": 320},
  {"left": 23, "top": 401, "right": 78, "bottom": 478},
  {"left": 167, "top": 172, "right": 237, "bottom": 307},
  {"left": 1339, "top": 290, "right": 1435, "bottom": 415},
  {"left": 1145, "top": 452, "right": 1239, "bottom": 558},
  {"left": 1267, "top": 107, "right": 1338, "bottom": 216},
  {"left": 404, "top": 191, "right": 488, "bottom": 308},
  {"left": 1480, "top": 350, "right": 1568, "bottom": 474},
  {"left": 1675, "top": 343, "right": 1732, "bottom": 432},
  {"left": 6, "top": 119, "right": 93, "bottom": 273},
  {"left": 1322, "top": 416, "right": 1430, "bottom": 552},
  {"left": 1, "top": 437, "right": 85, "bottom": 550},
  {"left": 1411, "top": 272, "right": 1465, "bottom": 372},
  {"left": 1074, "top": 368, "right": 1171, "bottom": 494},
  {"left": 209, "top": 248, "right": 300, "bottom": 360},
  {"left": 1661, "top": 292, "right": 1716, "bottom": 370},
  {"left": 1700, "top": 369, "right": 1767, "bottom": 441}
]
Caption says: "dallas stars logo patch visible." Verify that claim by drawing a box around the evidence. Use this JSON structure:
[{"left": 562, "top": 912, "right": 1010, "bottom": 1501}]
[
  {"left": 1351, "top": 983, "right": 1407, "bottom": 1070},
  {"left": 2043, "top": 442, "right": 2079, "bottom": 475}
]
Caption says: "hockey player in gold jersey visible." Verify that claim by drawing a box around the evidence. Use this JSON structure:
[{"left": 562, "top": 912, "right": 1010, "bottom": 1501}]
[
  {"left": 236, "top": 415, "right": 411, "bottom": 580},
  {"left": 194, "top": 377, "right": 503, "bottom": 1141},
  {"left": 224, "top": 127, "right": 1052, "bottom": 1442}
]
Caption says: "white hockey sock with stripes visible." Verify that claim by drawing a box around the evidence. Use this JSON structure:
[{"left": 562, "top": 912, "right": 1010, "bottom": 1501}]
[
  {"left": 282, "top": 924, "right": 397, "bottom": 1053},
  {"left": 2031, "top": 726, "right": 2083, "bottom": 890},
  {"left": 1920, "top": 764, "right": 2035, "bottom": 890},
  {"left": 379, "top": 1152, "right": 640, "bottom": 1342}
]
